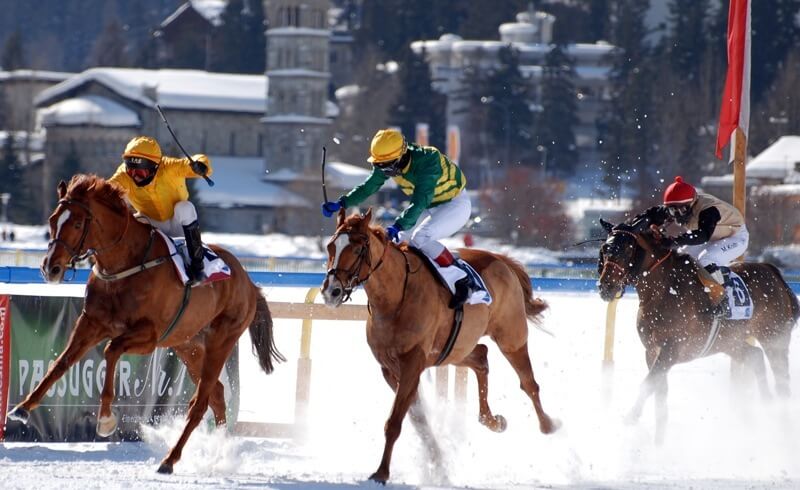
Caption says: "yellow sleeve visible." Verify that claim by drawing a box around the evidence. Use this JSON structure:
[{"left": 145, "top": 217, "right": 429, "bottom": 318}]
[{"left": 161, "top": 154, "right": 213, "bottom": 178}]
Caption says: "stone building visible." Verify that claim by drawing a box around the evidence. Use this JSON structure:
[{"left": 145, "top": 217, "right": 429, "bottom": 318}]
[
  {"left": 0, "top": 70, "right": 72, "bottom": 132},
  {"left": 411, "top": 8, "right": 615, "bottom": 185},
  {"left": 32, "top": 67, "right": 311, "bottom": 231},
  {"left": 155, "top": 0, "right": 225, "bottom": 70}
]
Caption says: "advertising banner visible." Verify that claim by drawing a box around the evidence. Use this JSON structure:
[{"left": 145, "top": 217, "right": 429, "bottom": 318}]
[
  {"left": 2, "top": 295, "right": 239, "bottom": 442},
  {"left": 0, "top": 295, "right": 9, "bottom": 440}
]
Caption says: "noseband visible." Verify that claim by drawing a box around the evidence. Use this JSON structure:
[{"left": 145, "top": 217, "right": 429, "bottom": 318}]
[
  {"left": 600, "top": 229, "right": 672, "bottom": 284},
  {"left": 49, "top": 198, "right": 130, "bottom": 270},
  {"left": 326, "top": 229, "right": 391, "bottom": 302}
]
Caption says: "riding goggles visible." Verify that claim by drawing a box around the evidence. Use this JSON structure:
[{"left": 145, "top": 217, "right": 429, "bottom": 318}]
[
  {"left": 124, "top": 157, "right": 158, "bottom": 180},
  {"left": 667, "top": 204, "right": 692, "bottom": 220},
  {"left": 375, "top": 156, "right": 406, "bottom": 177}
]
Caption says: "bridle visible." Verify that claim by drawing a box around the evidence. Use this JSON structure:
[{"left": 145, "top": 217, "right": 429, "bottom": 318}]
[
  {"left": 600, "top": 229, "right": 672, "bottom": 285},
  {"left": 48, "top": 197, "right": 131, "bottom": 271},
  {"left": 326, "top": 228, "right": 406, "bottom": 303}
]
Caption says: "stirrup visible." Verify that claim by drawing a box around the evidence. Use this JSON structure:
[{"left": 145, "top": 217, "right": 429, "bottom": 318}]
[{"left": 448, "top": 277, "right": 471, "bottom": 309}]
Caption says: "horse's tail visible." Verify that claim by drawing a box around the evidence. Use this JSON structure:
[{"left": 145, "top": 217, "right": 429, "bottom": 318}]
[
  {"left": 495, "top": 253, "right": 548, "bottom": 322},
  {"left": 764, "top": 263, "right": 800, "bottom": 324},
  {"left": 248, "top": 292, "right": 286, "bottom": 374}
]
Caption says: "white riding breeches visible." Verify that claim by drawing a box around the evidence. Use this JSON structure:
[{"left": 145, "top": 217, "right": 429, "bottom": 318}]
[
  {"left": 397, "top": 191, "right": 472, "bottom": 258},
  {"left": 144, "top": 201, "right": 199, "bottom": 237},
  {"left": 680, "top": 226, "right": 749, "bottom": 267}
]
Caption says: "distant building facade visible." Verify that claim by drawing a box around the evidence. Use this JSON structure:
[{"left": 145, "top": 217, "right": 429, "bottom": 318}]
[{"left": 411, "top": 8, "right": 615, "bottom": 185}]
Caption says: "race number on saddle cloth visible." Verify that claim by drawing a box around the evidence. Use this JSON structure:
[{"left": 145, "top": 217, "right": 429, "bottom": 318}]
[
  {"left": 322, "top": 128, "right": 491, "bottom": 308},
  {"left": 154, "top": 229, "right": 232, "bottom": 286}
]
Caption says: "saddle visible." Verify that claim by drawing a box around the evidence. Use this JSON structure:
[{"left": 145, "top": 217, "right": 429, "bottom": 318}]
[
  {"left": 409, "top": 247, "right": 492, "bottom": 306},
  {"left": 156, "top": 230, "right": 232, "bottom": 287}
]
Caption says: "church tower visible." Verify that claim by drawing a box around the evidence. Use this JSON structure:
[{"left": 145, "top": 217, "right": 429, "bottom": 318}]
[{"left": 263, "top": 0, "right": 331, "bottom": 175}]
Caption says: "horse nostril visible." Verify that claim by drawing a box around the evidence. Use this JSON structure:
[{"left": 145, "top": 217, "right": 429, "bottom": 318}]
[
  {"left": 332, "top": 288, "right": 342, "bottom": 298},
  {"left": 50, "top": 265, "right": 61, "bottom": 276}
]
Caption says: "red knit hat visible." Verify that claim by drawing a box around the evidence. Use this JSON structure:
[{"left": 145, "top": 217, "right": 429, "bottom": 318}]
[{"left": 663, "top": 176, "right": 696, "bottom": 205}]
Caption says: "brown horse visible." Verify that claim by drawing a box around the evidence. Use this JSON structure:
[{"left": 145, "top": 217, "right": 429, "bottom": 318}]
[
  {"left": 598, "top": 219, "right": 799, "bottom": 443},
  {"left": 6, "top": 174, "right": 284, "bottom": 474},
  {"left": 321, "top": 209, "right": 559, "bottom": 485}
]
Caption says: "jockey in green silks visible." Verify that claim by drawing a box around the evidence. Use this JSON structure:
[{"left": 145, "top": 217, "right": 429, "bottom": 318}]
[{"left": 322, "top": 128, "right": 479, "bottom": 309}]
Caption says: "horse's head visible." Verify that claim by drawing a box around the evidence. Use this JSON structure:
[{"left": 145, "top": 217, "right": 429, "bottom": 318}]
[
  {"left": 42, "top": 175, "right": 129, "bottom": 283},
  {"left": 321, "top": 207, "right": 386, "bottom": 307},
  {"left": 597, "top": 218, "right": 673, "bottom": 301}
]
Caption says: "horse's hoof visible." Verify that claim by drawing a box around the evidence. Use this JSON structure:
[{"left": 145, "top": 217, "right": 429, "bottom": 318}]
[
  {"left": 156, "top": 462, "right": 174, "bottom": 475},
  {"left": 493, "top": 414, "right": 507, "bottom": 433},
  {"left": 96, "top": 413, "right": 118, "bottom": 438},
  {"left": 7, "top": 406, "right": 30, "bottom": 424},
  {"left": 367, "top": 472, "right": 387, "bottom": 486},
  {"left": 541, "top": 417, "right": 561, "bottom": 434}
]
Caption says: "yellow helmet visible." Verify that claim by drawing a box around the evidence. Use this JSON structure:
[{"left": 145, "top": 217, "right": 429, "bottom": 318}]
[
  {"left": 367, "top": 129, "right": 407, "bottom": 163},
  {"left": 122, "top": 136, "right": 162, "bottom": 164}
]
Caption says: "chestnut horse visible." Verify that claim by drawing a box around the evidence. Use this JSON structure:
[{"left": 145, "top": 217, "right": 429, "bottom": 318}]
[
  {"left": 6, "top": 175, "right": 284, "bottom": 474},
  {"left": 598, "top": 219, "right": 799, "bottom": 443},
  {"left": 321, "top": 209, "right": 559, "bottom": 484}
]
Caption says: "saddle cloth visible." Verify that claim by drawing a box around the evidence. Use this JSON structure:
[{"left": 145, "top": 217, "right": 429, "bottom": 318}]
[
  {"left": 156, "top": 229, "right": 232, "bottom": 286},
  {"left": 723, "top": 269, "right": 753, "bottom": 321},
  {"left": 418, "top": 251, "right": 492, "bottom": 306}
]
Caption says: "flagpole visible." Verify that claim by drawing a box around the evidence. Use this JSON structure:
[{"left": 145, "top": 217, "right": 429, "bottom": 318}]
[{"left": 732, "top": 127, "right": 747, "bottom": 222}]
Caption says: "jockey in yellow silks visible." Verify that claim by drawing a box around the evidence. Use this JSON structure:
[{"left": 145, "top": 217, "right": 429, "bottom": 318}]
[
  {"left": 322, "top": 128, "right": 478, "bottom": 309},
  {"left": 109, "top": 136, "right": 212, "bottom": 285}
]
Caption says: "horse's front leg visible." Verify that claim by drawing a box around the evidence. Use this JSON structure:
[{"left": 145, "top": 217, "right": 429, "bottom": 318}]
[
  {"left": 97, "top": 324, "right": 157, "bottom": 437},
  {"left": 369, "top": 348, "right": 427, "bottom": 485},
  {"left": 7, "top": 314, "right": 107, "bottom": 423},
  {"left": 626, "top": 344, "right": 673, "bottom": 443}
]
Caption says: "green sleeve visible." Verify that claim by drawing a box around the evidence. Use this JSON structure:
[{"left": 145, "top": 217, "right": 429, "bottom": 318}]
[
  {"left": 340, "top": 167, "right": 388, "bottom": 207},
  {"left": 395, "top": 153, "right": 441, "bottom": 230}
]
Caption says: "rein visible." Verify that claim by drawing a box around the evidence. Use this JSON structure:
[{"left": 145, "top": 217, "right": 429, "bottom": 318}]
[{"left": 601, "top": 229, "right": 673, "bottom": 282}]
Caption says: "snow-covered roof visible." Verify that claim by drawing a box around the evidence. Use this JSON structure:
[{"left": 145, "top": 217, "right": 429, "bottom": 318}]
[
  {"left": 264, "top": 162, "right": 396, "bottom": 189},
  {"left": 38, "top": 95, "right": 140, "bottom": 127},
  {"left": 747, "top": 135, "right": 800, "bottom": 179},
  {"left": 197, "top": 156, "right": 309, "bottom": 208},
  {"left": 0, "top": 69, "right": 73, "bottom": 82},
  {"left": 751, "top": 184, "right": 800, "bottom": 197},
  {"left": 35, "top": 68, "right": 267, "bottom": 114}
]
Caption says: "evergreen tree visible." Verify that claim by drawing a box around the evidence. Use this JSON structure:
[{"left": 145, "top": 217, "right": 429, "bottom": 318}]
[
  {"left": 241, "top": 0, "right": 266, "bottom": 74},
  {"left": 0, "top": 86, "right": 9, "bottom": 129},
  {"left": 459, "top": 0, "right": 528, "bottom": 41},
  {"left": 597, "top": 0, "right": 656, "bottom": 201},
  {"left": 1, "top": 30, "right": 25, "bottom": 70},
  {"left": 388, "top": 46, "right": 446, "bottom": 150},
  {"left": 212, "top": 0, "right": 247, "bottom": 73},
  {"left": 483, "top": 46, "right": 534, "bottom": 166},
  {"left": 87, "top": 19, "right": 130, "bottom": 67},
  {"left": 663, "top": 0, "right": 708, "bottom": 84},
  {"left": 749, "top": 0, "right": 800, "bottom": 102},
  {"left": 535, "top": 44, "right": 578, "bottom": 177},
  {"left": 0, "top": 133, "right": 35, "bottom": 223}
]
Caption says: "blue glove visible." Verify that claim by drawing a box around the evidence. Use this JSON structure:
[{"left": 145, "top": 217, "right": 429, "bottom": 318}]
[
  {"left": 321, "top": 200, "right": 342, "bottom": 218},
  {"left": 385, "top": 224, "right": 401, "bottom": 243}
]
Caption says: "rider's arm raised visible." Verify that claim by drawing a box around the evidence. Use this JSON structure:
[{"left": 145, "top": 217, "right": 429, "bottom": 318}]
[
  {"left": 340, "top": 166, "right": 388, "bottom": 208},
  {"left": 162, "top": 155, "right": 213, "bottom": 178}
]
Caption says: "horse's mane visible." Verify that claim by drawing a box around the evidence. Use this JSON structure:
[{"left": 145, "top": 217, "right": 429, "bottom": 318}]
[
  {"left": 342, "top": 212, "right": 392, "bottom": 245},
  {"left": 66, "top": 174, "right": 129, "bottom": 215}
]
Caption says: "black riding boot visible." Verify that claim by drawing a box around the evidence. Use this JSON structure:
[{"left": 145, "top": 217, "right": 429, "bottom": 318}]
[
  {"left": 183, "top": 221, "right": 205, "bottom": 286},
  {"left": 448, "top": 259, "right": 475, "bottom": 309}
]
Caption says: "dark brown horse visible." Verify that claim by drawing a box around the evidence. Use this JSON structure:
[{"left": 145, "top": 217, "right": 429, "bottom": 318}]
[
  {"left": 597, "top": 219, "right": 799, "bottom": 443},
  {"left": 321, "top": 209, "right": 559, "bottom": 485},
  {"left": 6, "top": 174, "right": 284, "bottom": 473}
]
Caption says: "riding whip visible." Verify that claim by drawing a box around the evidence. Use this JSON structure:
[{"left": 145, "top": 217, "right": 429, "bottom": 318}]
[
  {"left": 155, "top": 104, "right": 215, "bottom": 187},
  {"left": 321, "top": 146, "right": 328, "bottom": 203}
]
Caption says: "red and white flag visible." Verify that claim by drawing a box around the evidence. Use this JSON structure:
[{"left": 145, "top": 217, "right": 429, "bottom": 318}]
[{"left": 715, "top": 0, "right": 751, "bottom": 159}]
